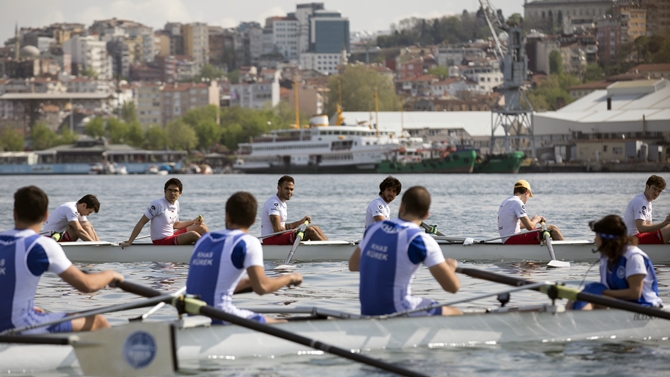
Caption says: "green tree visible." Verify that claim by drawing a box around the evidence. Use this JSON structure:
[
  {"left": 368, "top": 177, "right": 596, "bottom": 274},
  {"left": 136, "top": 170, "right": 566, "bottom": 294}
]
[
  {"left": 198, "top": 64, "right": 225, "bottom": 81},
  {"left": 226, "top": 69, "right": 240, "bottom": 84},
  {"left": 507, "top": 13, "right": 523, "bottom": 27},
  {"left": 166, "top": 120, "right": 197, "bottom": 151},
  {"left": 57, "top": 127, "right": 78, "bottom": 145},
  {"left": 193, "top": 119, "right": 223, "bottom": 151},
  {"left": 31, "top": 122, "right": 57, "bottom": 150},
  {"left": 428, "top": 66, "right": 449, "bottom": 78},
  {"left": 107, "top": 117, "right": 129, "bottom": 143},
  {"left": 80, "top": 66, "right": 98, "bottom": 78},
  {"left": 527, "top": 74, "right": 580, "bottom": 111},
  {"left": 218, "top": 107, "right": 286, "bottom": 150},
  {"left": 143, "top": 126, "right": 169, "bottom": 150},
  {"left": 126, "top": 121, "right": 144, "bottom": 148},
  {"left": 0, "top": 128, "right": 24, "bottom": 151},
  {"left": 325, "top": 65, "right": 401, "bottom": 116},
  {"left": 120, "top": 101, "right": 139, "bottom": 124},
  {"left": 583, "top": 63, "right": 604, "bottom": 83},
  {"left": 549, "top": 50, "right": 563, "bottom": 75},
  {"left": 84, "top": 117, "right": 105, "bottom": 138}
]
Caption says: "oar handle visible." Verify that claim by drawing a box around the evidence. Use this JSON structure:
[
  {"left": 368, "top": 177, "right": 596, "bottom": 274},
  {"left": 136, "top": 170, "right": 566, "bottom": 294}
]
[{"left": 113, "top": 280, "right": 165, "bottom": 298}]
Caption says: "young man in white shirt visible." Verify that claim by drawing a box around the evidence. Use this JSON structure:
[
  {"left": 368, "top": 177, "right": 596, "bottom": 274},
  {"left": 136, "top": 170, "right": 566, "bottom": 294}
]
[
  {"left": 120, "top": 178, "right": 208, "bottom": 248},
  {"left": 623, "top": 175, "right": 670, "bottom": 244},
  {"left": 42, "top": 195, "right": 100, "bottom": 242},
  {"left": 365, "top": 176, "right": 402, "bottom": 230},
  {"left": 497, "top": 179, "right": 564, "bottom": 244},
  {"left": 261, "top": 175, "right": 327, "bottom": 245},
  {"left": 187, "top": 192, "right": 303, "bottom": 323}
]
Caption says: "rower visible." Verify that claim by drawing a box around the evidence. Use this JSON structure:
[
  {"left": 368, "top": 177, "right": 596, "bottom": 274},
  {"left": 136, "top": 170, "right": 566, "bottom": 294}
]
[
  {"left": 186, "top": 192, "right": 303, "bottom": 323},
  {"left": 497, "top": 179, "right": 564, "bottom": 244},
  {"left": 365, "top": 176, "right": 401, "bottom": 230},
  {"left": 623, "top": 175, "right": 670, "bottom": 244},
  {"left": 42, "top": 194, "right": 101, "bottom": 242},
  {"left": 260, "top": 175, "right": 327, "bottom": 245},
  {"left": 349, "top": 186, "right": 462, "bottom": 316},
  {"left": 568, "top": 214, "right": 662, "bottom": 310},
  {"left": 0, "top": 186, "right": 123, "bottom": 334},
  {"left": 120, "top": 178, "right": 208, "bottom": 248}
]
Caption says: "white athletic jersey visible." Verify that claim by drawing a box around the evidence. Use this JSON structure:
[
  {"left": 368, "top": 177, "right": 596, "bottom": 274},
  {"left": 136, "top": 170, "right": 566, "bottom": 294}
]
[
  {"left": 186, "top": 229, "right": 264, "bottom": 322},
  {"left": 144, "top": 197, "right": 179, "bottom": 241},
  {"left": 598, "top": 245, "right": 662, "bottom": 307},
  {"left": 358, "top": 218, "right": 445, "bottom": 316},
  {"left": 497, "top": 196, "right": 528, "bottom": 240},
  {"left": 261, "top": 194, "right": 287, "bottom": 236},
  {"left": 365, "top": 196, "right": 390, "bottom": 230},
  {"left": 623, "top": 193, "right": 652, "bottom": 236},
  {"left": 43, "top": 202, "right": 87, "bottom": 233},
  {"left": 0, "top": 229, "right": 72, "bottom": 332}
]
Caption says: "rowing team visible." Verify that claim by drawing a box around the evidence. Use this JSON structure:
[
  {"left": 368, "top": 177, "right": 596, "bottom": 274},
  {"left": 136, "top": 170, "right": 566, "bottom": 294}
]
[{"left": 0, "top": 176, "right": 664, "bottom": 336}]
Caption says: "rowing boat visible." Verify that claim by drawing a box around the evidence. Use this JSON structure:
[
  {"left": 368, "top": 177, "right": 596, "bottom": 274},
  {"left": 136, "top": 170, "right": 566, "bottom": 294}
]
[
  {"left": 60, "top": 240, "right": 670, "bottom": 264},
  {"left": 2, "top": 303, "right": 668, "bottom": 374}
]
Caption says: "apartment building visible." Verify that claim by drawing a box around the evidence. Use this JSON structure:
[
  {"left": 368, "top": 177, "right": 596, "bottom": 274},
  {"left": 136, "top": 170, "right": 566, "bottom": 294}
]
[
  {"left": 62, "top": 35, "right": 113, "bottom": 79},
  {"left": 182, "top": 23, "right": 209, "bottom": 70},
  {"left": 161, "top": 82, "right": 219, "bottom": 125},
  {"left": 136, "top": 83, "right": 163, "bottom": 126}
]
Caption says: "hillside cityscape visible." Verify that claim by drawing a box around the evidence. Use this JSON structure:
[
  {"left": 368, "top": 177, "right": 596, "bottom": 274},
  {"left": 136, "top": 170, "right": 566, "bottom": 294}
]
[{"left": 0, "top": 0, "right": 669, "bottom": 172}]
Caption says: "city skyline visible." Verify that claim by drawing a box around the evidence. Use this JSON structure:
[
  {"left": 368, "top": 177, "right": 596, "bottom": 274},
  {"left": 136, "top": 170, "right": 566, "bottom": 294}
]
[{"left": 2, "top": 0, "right": 526, "bottom": 45}]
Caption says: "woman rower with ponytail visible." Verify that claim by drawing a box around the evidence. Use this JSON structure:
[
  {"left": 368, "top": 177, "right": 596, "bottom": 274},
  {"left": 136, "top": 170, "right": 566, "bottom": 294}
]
[{"left": 570, "top": 214, "right": 662, "bottom": 310}]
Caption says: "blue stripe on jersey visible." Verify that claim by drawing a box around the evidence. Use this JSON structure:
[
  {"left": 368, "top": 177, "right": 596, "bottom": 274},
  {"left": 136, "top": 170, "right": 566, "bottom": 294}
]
[
  {"left": 407, "top": 236, "right": 427, "bottom": 265},
  {"left": 231, "top": 239, "right": 247, "bottom": 269},
  {"left": 0, "top": 235, "right": 18, "bottom": 332},
  {"left": 26, "top": 238, "right": 49, "bottom": 276},
  {"left": 606, "top": 255, "right": 658, "bottom": 306},
  {"left": 186, "top": 235, "right": 224, "bottom": 307}
]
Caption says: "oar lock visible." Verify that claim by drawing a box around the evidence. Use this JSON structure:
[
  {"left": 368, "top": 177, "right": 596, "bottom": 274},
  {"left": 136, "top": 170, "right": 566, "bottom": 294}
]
[
  {"left": 543, "top": 283, "right": 566, "bottom": 305},
  {"left": 172, "top": 294, "right": 201, "bottom": 318}
]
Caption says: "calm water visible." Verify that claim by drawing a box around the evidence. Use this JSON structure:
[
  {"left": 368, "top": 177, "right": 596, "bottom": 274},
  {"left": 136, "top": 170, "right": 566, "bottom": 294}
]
[{"left": 1, "top": 173, "right": 669, "bottom": 376}]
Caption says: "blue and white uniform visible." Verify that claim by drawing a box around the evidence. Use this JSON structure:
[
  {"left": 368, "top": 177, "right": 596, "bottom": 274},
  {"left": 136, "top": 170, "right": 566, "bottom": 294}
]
[
  {"left": 0, "top": 229, "right": 73, "bottom": 334},
  {"left": 598, "top": 245, "right": 662, "bottom": 307},
  {"left": 358, "top": 218, "right": 445, "bottom": 316},
  {"left": 186, "top": 229, "right": 266, "bottom": 323},
  {"left": 365, "top": 196, "right": 390, "bottom": 230}
]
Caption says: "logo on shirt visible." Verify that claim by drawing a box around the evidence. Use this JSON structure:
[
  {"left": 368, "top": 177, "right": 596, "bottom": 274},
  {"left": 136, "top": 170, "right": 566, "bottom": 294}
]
[
  {"left": 151, "top": 205, "right": 156, "bottom": 211},
  {"left": 378, "top": 205, "right": 383, "bottom": 210},
  {"left": 521, "top": 205, "right": 525, "bottom": 210},
  {"left": 273, "top": 202, "right": 279, "bottom": 207},
  {"left": 380, "top": 222, "right": 401, "bottom": 234},
  {"left": 616, "top": 266, "right": 626, "bottom": 279},
  {"left": 641, "top": 206, "right": 647, "bottom": 215}
]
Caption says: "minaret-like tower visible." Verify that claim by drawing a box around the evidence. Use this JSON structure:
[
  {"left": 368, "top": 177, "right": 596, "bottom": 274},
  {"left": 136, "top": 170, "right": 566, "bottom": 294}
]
[{"left": 14, "top": 23, "right": 20, "bottom": 60}]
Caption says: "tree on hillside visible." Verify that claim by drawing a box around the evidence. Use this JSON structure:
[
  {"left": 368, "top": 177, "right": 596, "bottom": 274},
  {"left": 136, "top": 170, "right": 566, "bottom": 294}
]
[
  {"left": 549, "top": 50, "right": 563, "bottom": 75},
  {"left": 166, "top": 120, "right": 197, "bottom": 151},
  {"left": 31, "top": 122, "right": 57, "bottom": 150},
  {"left": 81, "top": 66, "right": 98, "bottom": 79},
  {"left": 1, "top": 128, "right": 24, "bottom": 151},
  {"left": 527, "top": 74, "right": 580, "bottom": 111},
  {"left": 428, "top": 66, "right": 449, "bottom": 78},
  {"left": 106, "top": 117, "right": 129, "bottom": 143},
  {"left": 507, "top": 13, "right": 523, "bottom": 27},
  {"left": 197, "top": 64, "right": 226, "bottom": 81},
  {"left": 58, "top": 127, "right": 78, "bottom": 145},
  {"left": 325, "top": 65, "right": 401, "bottom": 116},
  {"left": 583, "top": 63, "right": 604, "bottom": 83},
  {"left": 120, "top": 101, "right": 138, "bottom": 124},
  {"left": 143, "top": 126, "right": 169, "bottom": 150},
  {"left": 83, "top": 117, "right": 105, "bottom": 138},
  {"left": 126, "top": 121, "right": 144, "bottom": 148}
]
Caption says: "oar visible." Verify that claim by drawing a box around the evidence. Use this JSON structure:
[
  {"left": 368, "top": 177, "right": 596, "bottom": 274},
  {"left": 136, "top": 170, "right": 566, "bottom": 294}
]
[
  {"left": 258, "top": 228, "right": 296, "bottom": 240},
  {"left": 113, "top": 234, "right": 151, "bottom": 246},
  {"left": 128, "top": 286, "right": 187, "bottom": 322},
  {"left": 114, "top": 280, "right": 428, "bottom": 377},
  {"left": 456, "top": 267, "right": 670, "bottom": 320},
  {"left": 420, "top": 222, "right": 445, "bottom": 236},
  {"left": 274, "top": 221, "right": 308, "bottom": 271},
  {"left": 541, "top": 222, "right": 570, "bottom": 268},
  {"left": 0, "top": 289, "right": 183, "bottom": 335},
  {"left": 381, "top": 281, "right": 547, "bottom": 318}
]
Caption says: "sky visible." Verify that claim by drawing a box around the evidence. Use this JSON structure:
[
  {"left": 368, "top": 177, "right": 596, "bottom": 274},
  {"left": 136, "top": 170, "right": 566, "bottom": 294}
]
[{"left": 2, "top": 0, "right": 526, "bottom": 44}]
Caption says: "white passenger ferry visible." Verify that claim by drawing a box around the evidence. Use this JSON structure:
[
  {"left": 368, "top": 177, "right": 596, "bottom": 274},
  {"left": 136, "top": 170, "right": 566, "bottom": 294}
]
[{"left": 234, "top": 115, "right": 400, "bottom": 174}]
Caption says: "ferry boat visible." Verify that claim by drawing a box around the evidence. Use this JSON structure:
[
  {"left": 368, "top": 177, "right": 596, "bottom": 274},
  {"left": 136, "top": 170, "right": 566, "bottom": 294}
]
[
  {"left": 234, "top": 115, "right": 399, "bottom": 174},
  {"left": 0, "top": 139, "right": 186, "bottom": 175}
]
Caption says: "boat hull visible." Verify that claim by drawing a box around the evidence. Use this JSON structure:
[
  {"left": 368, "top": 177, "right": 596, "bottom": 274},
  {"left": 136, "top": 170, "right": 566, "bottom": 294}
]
[
  {"left": 377, "top": 150, "right": 476, "bottom": 174},
  {"left": 474, "top": 152, "right": 524, "bottom": 174},
  {"left": 235, "top": 162, "right": 378, "bottom": 174},
  {"left": 2, "top": 307, "right": 668, "bottom": 373},
  {"left": 60, "top": 240, "right": 670, "bottom": 264}
]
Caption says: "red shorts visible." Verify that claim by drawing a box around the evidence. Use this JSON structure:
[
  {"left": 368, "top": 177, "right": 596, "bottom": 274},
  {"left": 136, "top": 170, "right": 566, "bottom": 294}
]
[
  {"left": 47, "top": 231, "right": 72, "bottom": 242},
  {"left": 635, "top": 231, "right": 664, "bottom": 244},
  {"left": 504, "top": 232, "right": 542, "bottom": 245},
  {"left": 152, "top": 228, "right": 188, "bottom": 245},
  {"left": 262, "top": 232, "right": 295, "bottom": 245}
]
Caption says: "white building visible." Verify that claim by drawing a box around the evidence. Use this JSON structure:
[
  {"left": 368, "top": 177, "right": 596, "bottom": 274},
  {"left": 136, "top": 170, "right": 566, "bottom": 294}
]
[
  {"left": 64, "top": 77, "right": 112, "bottom": 93},
  {"left": 62, "top": 35, "right": 113, "bottom": 80},
  {"left": 461, "top": 64, "right": 503, "bottom": 93},
  {"left": 429, "top": 78, "right": 481, "bottom": 97},
  {"left": 300, "top": 51, "right": 346, "bottom": 75},
  {"left": 434, "top": 46, "right": 486, "bottom": 66},
  {"left": 263, "top": 16, "right": 300, "bottom": 61},
  {"left": 230, "top": 74, "right": 280, "bottom": 109}
]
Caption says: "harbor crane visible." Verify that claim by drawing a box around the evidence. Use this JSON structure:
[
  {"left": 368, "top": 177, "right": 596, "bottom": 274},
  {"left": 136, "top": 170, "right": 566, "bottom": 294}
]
[{"left": 478, "top": 0, "right": 536, "bottom": 158}]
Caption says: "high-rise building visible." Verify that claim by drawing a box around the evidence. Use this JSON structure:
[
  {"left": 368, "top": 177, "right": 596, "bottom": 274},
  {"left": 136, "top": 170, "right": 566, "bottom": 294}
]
[
  {"left": 62, "top": 35, "right": 113, "bottom": 79},
  {"left": 182, "top": 22, "right": 209, "bottom": 70}
]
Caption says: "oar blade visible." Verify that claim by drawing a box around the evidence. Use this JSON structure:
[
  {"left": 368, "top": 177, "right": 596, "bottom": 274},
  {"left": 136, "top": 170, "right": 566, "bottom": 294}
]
[
  {"left": 274, "top": 264, "right": 297, "bottom": 271},
  {"left": 547, "top": 260, "right": 570, "bottom": 268}
]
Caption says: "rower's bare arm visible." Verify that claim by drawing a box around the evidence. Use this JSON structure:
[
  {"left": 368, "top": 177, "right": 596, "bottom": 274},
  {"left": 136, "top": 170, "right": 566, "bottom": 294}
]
[
  {"left": 120, "top": 215, "right": 150, "bottom": 248},
  {"left": 634, "top": 218, "right": 669, "bottom": 233},
  {"left": 234, "top": 277, "right": 252, "bottom": 294},
  {"left": 348, "top": 247, "right": 361, "bottom": 271},
  {"left": 429, "top": 259, "right": 460, "bottom": 294},
  {"left": 68, "top": 220, "right": 94, "bottom": 241},
  {"left": 81, "top": 221, "right": 100, "bottom": 241},
  {"left": 246, "top": 265, "right": 302, "bottom": 295},
  {"left": 373, "top": 215, "right": 385, "bottom": 222},
  {"left": 520, "top": 216, "right": 536, "bottom": 231},
  {"left": 270, "top": 215, "right": 285, "bottom": 232},
  {"left": 603, "top": 274, "right": 645, "bottom": 301},
  {"left": 59, "top": 265, "right": 124, "bottom": 293}
]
